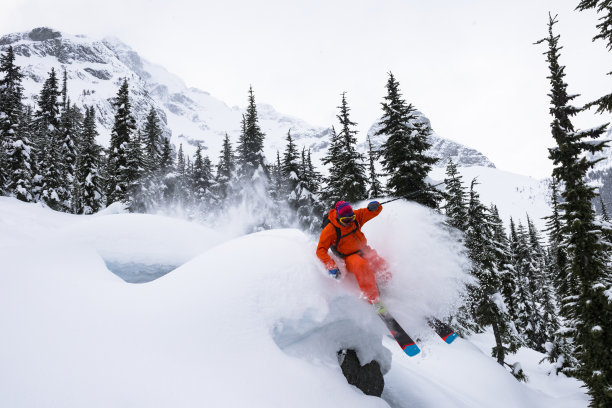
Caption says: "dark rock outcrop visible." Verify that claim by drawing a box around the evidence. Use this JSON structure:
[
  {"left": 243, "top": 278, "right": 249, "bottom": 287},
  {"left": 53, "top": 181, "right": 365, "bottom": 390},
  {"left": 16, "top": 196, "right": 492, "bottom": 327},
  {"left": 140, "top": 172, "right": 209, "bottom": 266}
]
[
  {"left": 29, "top": 27, "right": 61, "bottom": 41},
  {"left": 338, "top": 349, "right": 384, "bottom": 397}
]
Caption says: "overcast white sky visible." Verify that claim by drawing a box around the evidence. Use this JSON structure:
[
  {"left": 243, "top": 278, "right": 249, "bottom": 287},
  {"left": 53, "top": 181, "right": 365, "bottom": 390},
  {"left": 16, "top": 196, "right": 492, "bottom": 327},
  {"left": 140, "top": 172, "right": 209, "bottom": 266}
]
[{"left": 1, "top": 0, "right": 611, "bottom": 177}]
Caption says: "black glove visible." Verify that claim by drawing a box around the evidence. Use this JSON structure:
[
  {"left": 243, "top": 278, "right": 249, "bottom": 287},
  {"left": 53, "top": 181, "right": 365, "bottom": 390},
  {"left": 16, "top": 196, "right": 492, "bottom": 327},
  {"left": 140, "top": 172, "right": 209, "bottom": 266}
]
[{"left": 367, "top": 201, "right": 380, "bottom": 211}]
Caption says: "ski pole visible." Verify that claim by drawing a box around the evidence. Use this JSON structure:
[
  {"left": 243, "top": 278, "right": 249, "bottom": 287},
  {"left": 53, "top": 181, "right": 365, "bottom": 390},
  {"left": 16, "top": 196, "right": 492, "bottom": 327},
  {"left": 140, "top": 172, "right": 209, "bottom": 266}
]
[{"left": 379, "top": 181, "right": 446, "bottom": 205}]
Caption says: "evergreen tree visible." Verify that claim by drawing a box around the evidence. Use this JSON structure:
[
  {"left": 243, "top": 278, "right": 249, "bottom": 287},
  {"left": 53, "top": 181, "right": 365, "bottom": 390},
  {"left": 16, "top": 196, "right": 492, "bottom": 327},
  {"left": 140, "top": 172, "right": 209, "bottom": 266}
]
[
  {"left": 489, "top": 206, "right": 519, "bottom": 326},
  {"left": 281, "top": 130, "right": 301, "bottom": 211},
  {"left": 443, "top": 159, "right": 469, "bottom": 232},
  {"left": 192, "top": 144, "right": 213, "bottom": 209},
  {"left": 321, "top": 93, "right": 367, "bottom": 205},
  {"left": 237, "top": 86, "right": 266, "bottom": 180},
  {"left": 35, "top": 69, "right": 67, "bottom": 210},
  {"left": 106, "top": 79, "right": 137, "bottom": 205},
  {"left": 216, "top": 133, "right": 235, "bottom": 202},
  {"left": 124, "top": 130, "right": 145, "bottom": 212},
  {"left": 508, "top": 219, "right": 541, "bottom": 350},
  {"left": 0, "top": 46, "right": 33, "bottom": 201},
  {"left": 537, "top": 15, "right": 612, "bottom": 405},
  {"left": 366, "top": 135, "right": 383, "bottom": 198},
  {"left": 320, "top": 126, "right": 343, "bottom": 206},
  {"left": 377, "top": 72, "right": 440, "bottom": 208},
  {"left": 142, "top": 107, "right": 163, "bottom": 171},
  {"left": 526, "top": 215, "right": 560, "bottom": 349},
  {"left": 75, "top": 107, "right": 103, "bottom": 214},
  {"left": 465, "top": 179, "right": 525, "bottom": 380},
  {"left": 59, "top": 100, "right": 82, "bottom": 211}
]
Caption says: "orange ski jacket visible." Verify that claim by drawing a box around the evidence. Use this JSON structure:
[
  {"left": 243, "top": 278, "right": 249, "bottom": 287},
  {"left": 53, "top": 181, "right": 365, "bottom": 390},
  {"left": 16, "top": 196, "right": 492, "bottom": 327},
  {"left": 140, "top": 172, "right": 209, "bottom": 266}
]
[{"left": 316, "top": 205, "right": 383, "bottom": 270}]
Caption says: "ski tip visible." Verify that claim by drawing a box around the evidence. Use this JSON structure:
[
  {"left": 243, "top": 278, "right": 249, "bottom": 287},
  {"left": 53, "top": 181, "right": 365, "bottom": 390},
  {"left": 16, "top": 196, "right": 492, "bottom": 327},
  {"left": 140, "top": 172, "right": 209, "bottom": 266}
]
[
  {"left": 402, "top": 343, "right": 421, "bottom": 357},
  {"left": 443, "top": 332, "right": 458, "bottom": 344}
]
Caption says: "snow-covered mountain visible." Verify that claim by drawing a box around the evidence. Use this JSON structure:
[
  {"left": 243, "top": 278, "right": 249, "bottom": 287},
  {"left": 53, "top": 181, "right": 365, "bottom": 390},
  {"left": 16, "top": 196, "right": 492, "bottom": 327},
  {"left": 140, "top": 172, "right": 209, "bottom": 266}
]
[{"left": 1, "top": 27, "right": 492, "bottom": 168}]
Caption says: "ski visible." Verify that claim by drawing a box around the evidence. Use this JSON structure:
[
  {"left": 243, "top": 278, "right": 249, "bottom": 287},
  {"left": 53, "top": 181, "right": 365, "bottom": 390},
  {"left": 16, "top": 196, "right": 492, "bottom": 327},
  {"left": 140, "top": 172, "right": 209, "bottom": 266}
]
[
  {"left": 378, "top": 310, "right": 421, "bottom": 356},
  {"left": 427, "top": 318, "right": 458, "bottom": 344}
]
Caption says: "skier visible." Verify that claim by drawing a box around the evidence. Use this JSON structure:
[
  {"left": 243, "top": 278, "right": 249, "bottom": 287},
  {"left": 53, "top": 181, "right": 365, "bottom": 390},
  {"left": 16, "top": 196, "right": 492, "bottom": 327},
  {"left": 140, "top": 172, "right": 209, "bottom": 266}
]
[{"left": 316, "top": 200, "right": 389, "bottom": 310}]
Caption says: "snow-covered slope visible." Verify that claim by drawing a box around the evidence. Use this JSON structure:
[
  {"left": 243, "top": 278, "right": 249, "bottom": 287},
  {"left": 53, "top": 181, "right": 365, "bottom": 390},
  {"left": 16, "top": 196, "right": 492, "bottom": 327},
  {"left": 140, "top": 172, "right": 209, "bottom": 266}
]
[
  {"left": 0, "top": 197, "right": 586, "bottom": 407},
  {"left": 1, "top": 27, "right": 492, "bottom": 168}
]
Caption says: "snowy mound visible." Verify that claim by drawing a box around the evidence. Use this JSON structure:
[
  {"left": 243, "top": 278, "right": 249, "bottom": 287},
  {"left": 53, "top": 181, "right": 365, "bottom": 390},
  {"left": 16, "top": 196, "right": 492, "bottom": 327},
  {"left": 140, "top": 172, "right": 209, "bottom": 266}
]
[{"left": 0, "top": 198, "right": 587, "bottom": 407}]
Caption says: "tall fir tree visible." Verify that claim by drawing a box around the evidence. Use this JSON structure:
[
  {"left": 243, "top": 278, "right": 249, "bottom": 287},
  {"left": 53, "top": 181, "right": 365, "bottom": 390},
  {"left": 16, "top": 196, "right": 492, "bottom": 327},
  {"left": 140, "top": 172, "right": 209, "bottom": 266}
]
[
  {"left": 35, "top": 68, "right": 67, "bottom": 210},
  {"left": 124, "top": 130, "right": 145, "bottom": 212},
  {"left": 106, "top": 79, "right": 137, "bottom": 205},
  {"left": 237, "top": 86, "right": 266, "bottom": 180},
  {"left": 281, "top": 130, "right": 301, "bottom": 211},
  {"left": 377, "top": 72, "right": 440, "bottom": 208},
  {"left": 142, "top": 107, "right": 163, "bottom": 171},
  {"left": 537, "top": 15, "right": 612, "bottom": 405},
  {"left": 321, "top": 93, "right": 367, "bottom": 205},
  {"left": 0, "top": 46, "right": 33, "bottom": 201},
  {"left": 216, "top": 134, "right": 235, "bottom": 202},
  {"left": 192, "top": 144, "right": 213, "bottom": 209},
  {"left": 59, "top": 100, "right": 82, "bottom": 211},
  {"left": 443, "top": 159, "right": 469, "bottom": 232},
  {"left": 75, "top": 106, "right": 103, "bottom": 214},
  {"left": 465, "top": 179, "right": 525, "bottom": 380}
]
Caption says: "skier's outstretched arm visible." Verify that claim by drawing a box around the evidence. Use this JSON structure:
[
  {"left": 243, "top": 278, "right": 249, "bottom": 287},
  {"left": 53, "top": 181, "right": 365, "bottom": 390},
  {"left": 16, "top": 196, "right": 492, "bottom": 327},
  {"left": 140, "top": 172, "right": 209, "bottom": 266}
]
[{"left": 356, "top": 203, "right": 383, "bottom": 225}]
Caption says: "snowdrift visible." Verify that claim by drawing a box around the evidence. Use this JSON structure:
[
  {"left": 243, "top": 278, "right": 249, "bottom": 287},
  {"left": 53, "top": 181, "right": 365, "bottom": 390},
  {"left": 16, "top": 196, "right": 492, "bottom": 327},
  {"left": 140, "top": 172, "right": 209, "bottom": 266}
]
[{"left": 0, "top": 198, "right": 587, "bottom": 407}]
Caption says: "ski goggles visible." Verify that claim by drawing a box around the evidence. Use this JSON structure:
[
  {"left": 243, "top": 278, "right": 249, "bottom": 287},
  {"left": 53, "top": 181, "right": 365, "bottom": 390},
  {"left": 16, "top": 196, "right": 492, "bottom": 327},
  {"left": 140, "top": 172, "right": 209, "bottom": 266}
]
[{"left": 339, "top": 215, "right": 356, "bottom": 224}]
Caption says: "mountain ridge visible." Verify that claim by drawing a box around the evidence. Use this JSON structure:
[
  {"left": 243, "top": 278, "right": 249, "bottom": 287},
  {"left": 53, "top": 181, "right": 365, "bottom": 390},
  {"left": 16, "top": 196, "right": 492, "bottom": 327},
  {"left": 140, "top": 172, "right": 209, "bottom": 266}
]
[{"left": 1, "top": 26, "right": 495, "bottom": 170}]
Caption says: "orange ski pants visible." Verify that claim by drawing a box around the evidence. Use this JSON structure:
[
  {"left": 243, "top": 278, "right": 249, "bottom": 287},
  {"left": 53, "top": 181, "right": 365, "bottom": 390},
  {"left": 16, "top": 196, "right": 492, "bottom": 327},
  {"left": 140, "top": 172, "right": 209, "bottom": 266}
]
[{"left": 344, "top": 249, "right": 390, "bottom": 304}]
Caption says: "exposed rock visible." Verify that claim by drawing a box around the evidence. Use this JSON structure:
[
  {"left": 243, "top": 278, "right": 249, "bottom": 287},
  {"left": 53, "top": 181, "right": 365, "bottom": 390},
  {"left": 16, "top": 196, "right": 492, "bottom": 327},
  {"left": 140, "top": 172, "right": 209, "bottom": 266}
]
[
  {"left": 338, "top": 349, "right": 384, "bottom": 397},
  {"left": 29, "top": 27, "right": 61, "bottom": 42},
  {"left": 84, "top": 68, "right": 112, "bottom": 80}
]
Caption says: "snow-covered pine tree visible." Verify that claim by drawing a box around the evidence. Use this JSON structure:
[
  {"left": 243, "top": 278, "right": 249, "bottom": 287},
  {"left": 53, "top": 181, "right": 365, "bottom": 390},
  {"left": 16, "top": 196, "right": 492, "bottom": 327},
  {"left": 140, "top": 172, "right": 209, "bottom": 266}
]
[
  {"left": 173, "top": 143, "right": 189, "bottom": 206},
  {"left": 158, "top": 136, "right": 175, "bottom": 205},
  {"left": 366, "top": 135, "right": 383, "bottom": 198},
  {"left": 443, "top": 159, "right": 469, "bottom": 232},
  {"left": 0, "top": 46, "right": 33, "bottom": 201},
  {"left": 526, "top": 215, "right": 560, "bottom": 350},
  {"left": 59, "top": 100, "right": 82, "bottom": 212},
  {"left": 537, "top": 15, "right": 612, "bottom": 405},
  {"left": 377, "top": 72, "right": 440, "bottom": 209},
  {"left": 320, "top": 126, "right": 343, "bottom": 207},
  {"left": 106, "top": 79, "right": 137, "bottom": 205},
  {"left": 142, "top": 107, "right": 163, "bottom": 171},
  {"left": 124, "top": 130, "right": 145, "bottom": 212},
  {"left": 466, "top": 179, "right": 525, "bottom": 380},
  {"left": 192, "top": 144, "right": 213, "bottom": 212},
  {"left": 508, "top": 219, "right": 541, "bottom": 350},
  {"left": 237, "top": 86, "right": 266, "bottom": 181},
  {"left": 216, "top": 133, "right": 235, "bottom": 203},
  {"left": 139, "top": 108, "right": 165, "bottom": 210},
  {"left": 489, "top": 205, "right": 519, "bottom": 329},
  {"left": 35, "top": 68, "right": 68, "bottom": 211},
  {"left": 269, "top": 150, "right": 284, "bottom": 202},
  {"left": 322, "top": 93, "right": 368, "bottom": 204},
  {"left": 542, "top": 179, "right": 576, "bottom": 374},
  {"left": 281, "top": 130, "right": 301, "bottom": 211},
  {"left": 297, "top": 147, "right": 323, "bottom": 233},
  {"left": 75, "top": 106, "right": 103, "bottom": 214}
]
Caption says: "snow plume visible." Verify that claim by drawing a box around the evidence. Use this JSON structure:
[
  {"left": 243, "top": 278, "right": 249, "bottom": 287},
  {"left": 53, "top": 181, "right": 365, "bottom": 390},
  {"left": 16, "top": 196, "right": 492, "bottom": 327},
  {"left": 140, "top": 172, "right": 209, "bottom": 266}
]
[
  {"left": 211, "top": 166, "right": 296, "bottom": 238},
  {"left": 358, "top": 200, "right": 471, "bottom": 333}
]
